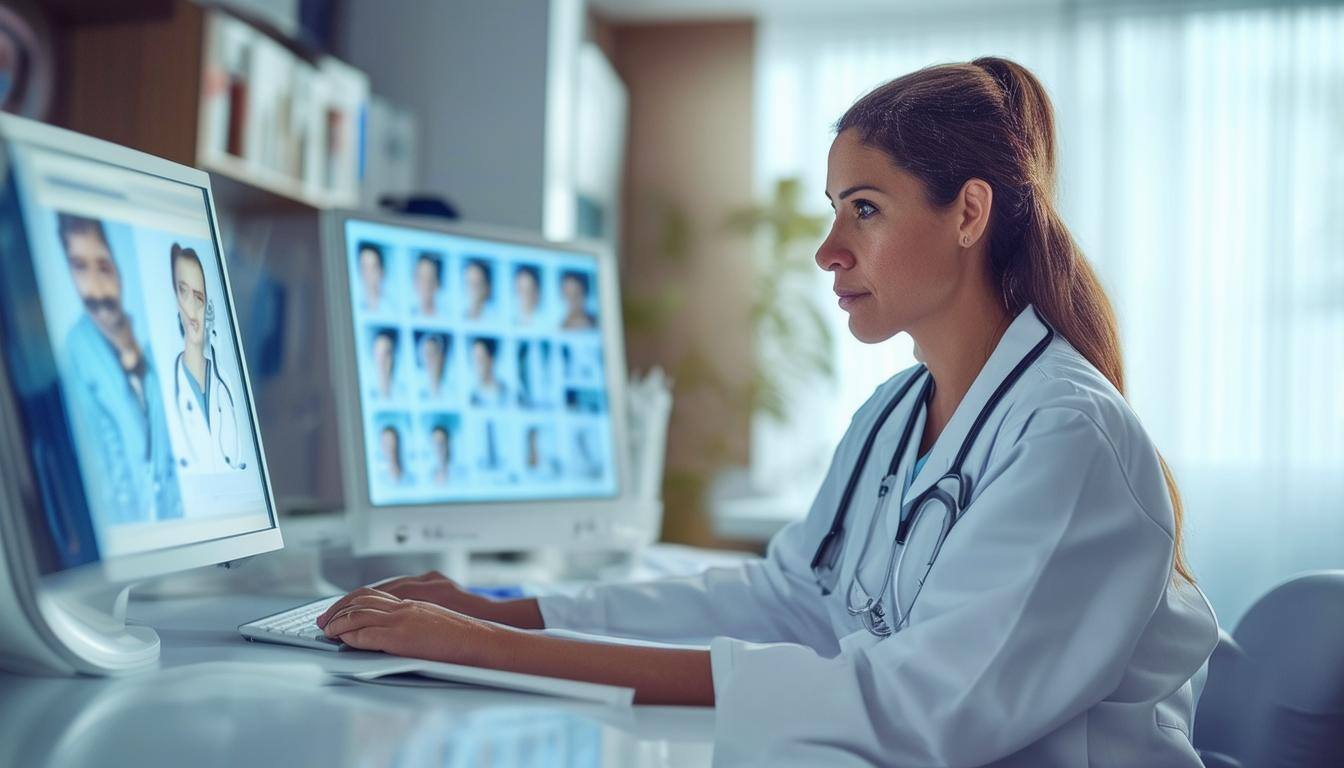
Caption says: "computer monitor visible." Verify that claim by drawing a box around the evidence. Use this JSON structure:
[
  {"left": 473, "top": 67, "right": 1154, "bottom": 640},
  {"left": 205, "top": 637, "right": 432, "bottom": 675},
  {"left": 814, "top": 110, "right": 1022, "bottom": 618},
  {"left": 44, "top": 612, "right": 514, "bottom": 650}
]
[
  {"left": 322, "top": 211, "right": 642, "bottom": 557},
  {"left": 0, "top": 114, "right": 281, "bottom": 674}
]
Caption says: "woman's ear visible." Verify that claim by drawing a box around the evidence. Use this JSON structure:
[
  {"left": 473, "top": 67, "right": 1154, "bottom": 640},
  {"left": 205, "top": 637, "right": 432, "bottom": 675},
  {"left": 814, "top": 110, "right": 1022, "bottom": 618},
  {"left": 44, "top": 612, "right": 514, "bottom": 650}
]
[{"left": 957, "top": 178, "right": 993, "bottom": 248}]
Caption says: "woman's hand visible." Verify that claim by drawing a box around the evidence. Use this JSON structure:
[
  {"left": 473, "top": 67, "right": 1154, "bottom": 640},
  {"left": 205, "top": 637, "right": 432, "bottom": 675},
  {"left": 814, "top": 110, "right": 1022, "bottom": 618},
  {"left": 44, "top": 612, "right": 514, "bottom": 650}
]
[
  {"left": 317, "top": 586, "right": 715, "bottom": 705},
  {"left": 365, "top": 570, "right": 482, "bottom": 613},
  {"left": 315, "top": 571, "right": 543, "bottom": 630},
  {"left": 317, "top": 588, "right": 513, "bottom": 666}
]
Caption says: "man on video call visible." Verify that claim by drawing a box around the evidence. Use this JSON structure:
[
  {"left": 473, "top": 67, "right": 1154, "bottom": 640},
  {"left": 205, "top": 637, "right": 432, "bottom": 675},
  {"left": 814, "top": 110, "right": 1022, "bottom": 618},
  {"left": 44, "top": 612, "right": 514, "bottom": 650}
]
[{"left": 57, "top": 213, "right": 181, "bottom": 525}]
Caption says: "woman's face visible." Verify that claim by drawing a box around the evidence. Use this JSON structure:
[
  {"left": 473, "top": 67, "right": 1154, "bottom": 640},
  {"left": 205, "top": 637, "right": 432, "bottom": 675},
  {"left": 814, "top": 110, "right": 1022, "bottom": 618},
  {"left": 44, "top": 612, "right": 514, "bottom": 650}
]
[
  {"left": 174, "top": 257, "right": 207, "bottom": 350},
  {"left": 816, "top": 129, "right": 964, "bottom": 344}
]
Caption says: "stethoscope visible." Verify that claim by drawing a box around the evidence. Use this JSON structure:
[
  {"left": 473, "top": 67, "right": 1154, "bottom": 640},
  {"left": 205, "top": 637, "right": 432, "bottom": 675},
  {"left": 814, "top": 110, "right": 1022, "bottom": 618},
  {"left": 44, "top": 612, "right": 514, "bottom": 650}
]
[
  {"left": 811, "top": 308, "right": 1054, "bottom": 637},
  {"left": 173, "top": 344, "right": 242, "bottom": 469}
]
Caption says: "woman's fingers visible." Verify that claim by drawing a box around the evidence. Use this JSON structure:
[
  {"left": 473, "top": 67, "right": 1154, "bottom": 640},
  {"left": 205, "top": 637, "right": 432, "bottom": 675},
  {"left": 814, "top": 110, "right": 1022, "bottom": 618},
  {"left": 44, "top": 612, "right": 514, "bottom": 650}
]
[
  {"left": 316, "top": 572, "right": 458, "bottom": 629},
  {"left": 333, "top": 593, "right": 405, "bottom": 622},
  {"left": 373, "top": 569, "right": 439, "bottom": 591},
  {"left": 381, "top": 581, "right": 442, "bottom": 601},
  {"left": 322, "top": 600, "right": 479, "bottom": 664},
  {"left": 336, "top": 626, "right": 396, "bottom": 652},
  {"left": 321, "top": 604, "right": 397, "bottom": 638},
  {"left": 369, "top": 575, "right": 413, "bottom": 591},
  {"left": 316, "top": 586, "right": 395, "bottom": 628}
]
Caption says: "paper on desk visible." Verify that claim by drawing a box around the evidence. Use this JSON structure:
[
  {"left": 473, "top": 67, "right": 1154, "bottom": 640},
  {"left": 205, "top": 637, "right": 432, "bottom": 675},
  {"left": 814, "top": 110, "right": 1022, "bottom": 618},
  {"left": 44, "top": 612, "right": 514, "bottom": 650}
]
[{"left": 334, "top": 658, "right": 634, "bottom": 707}]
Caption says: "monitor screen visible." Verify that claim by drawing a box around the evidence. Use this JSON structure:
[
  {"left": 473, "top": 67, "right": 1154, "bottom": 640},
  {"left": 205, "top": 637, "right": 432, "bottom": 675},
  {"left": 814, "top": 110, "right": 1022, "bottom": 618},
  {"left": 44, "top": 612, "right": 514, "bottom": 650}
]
[
  {"left": 341, "top": 218, "right": 619, "bottom": 507},
  {"left": 0, "top": 134, "right": 275, "bottom": 574}
]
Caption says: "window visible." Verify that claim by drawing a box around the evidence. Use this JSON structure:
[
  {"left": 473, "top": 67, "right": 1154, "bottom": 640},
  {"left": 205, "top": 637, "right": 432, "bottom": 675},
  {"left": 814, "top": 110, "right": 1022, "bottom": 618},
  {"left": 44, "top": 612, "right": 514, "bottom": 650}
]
[{"left": 754, "top": 1, "right": 1344, "bottom": 626}]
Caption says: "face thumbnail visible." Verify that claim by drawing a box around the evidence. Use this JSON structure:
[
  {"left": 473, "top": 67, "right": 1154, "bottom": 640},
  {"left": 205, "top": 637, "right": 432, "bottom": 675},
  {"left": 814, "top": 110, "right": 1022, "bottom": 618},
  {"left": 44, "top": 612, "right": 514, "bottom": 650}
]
[
  {"left": 64, "top": 227, "right": 127, "bottom": 340},
  {"left": 422, "top": 334, "right": 446, "bottom": 393},
  {"left": 359, "top": 246, "right": 384, "bottom": 310},
  {"left": 472, "top": 339, "right": 495, "bottom": 383},
  {"left": 431, "top": 427, "right": 451, "bottom": 464},
  {"left": 381, "top": 426, "right": 402, "bottom": 474},
  {"left": 561, "top": 272, "right": 595, "bottom": 329},
  {"left": 174, "top": 255, "right": 207, "bottom": 350},
  {"left": 414, "top": 254, "right": 441, "bottom": 315},
  {"left": 464, "top": 262, "right": 490, "bottom": 318},
  {"left": 562, "top": 274, "right": 585, "bottom": 312},
  {"left": 373, "top": 331, "right": 396, "bottom": 395},
  {"left": 526, "top": 427, "right": 542, "bottom": 467},
  {"left": 515, "top": 268, "right": 539, "bottom": 319}
]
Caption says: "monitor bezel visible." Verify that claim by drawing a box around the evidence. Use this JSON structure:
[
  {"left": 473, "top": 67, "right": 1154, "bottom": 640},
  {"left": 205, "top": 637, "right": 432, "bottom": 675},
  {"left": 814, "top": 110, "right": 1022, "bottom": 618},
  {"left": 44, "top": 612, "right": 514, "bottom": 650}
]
[
  {"left": 0, "top": 112, "right": 284, "bottom": 588},
  {"left": 322, "top": 209, "right": 643, "bottom": 554}
]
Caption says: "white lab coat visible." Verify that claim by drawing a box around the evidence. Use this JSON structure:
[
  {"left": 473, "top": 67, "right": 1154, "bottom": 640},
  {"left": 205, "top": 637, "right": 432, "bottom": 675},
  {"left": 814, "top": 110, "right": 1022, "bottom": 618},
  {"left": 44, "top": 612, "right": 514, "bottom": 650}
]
[
  {"left": 172, "top": 353, "right": 243, "bottom": 473},
  {"left": 539, "top": 306, "right": 1219, "bottom": 767}
]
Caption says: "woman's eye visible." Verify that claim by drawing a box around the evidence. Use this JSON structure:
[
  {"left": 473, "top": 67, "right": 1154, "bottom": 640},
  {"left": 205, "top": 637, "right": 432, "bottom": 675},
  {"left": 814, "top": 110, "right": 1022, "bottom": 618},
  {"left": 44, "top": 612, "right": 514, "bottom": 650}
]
[{"left": 853, "top": 200, "right": 877, "bottom": 219}]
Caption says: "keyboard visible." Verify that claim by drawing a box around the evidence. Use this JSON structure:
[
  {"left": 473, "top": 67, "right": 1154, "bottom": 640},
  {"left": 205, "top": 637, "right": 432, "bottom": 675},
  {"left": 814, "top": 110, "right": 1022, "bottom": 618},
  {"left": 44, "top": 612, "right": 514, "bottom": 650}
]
[{"left": 239, "top": 596, "right": 347, "bottom": 652}]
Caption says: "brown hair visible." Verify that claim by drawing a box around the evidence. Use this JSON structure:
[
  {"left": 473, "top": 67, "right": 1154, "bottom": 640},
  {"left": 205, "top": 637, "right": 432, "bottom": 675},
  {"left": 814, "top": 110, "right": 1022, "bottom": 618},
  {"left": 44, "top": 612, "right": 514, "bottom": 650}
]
[{"left": 837, "top": 57, "right": 1193, "bottom": 583}]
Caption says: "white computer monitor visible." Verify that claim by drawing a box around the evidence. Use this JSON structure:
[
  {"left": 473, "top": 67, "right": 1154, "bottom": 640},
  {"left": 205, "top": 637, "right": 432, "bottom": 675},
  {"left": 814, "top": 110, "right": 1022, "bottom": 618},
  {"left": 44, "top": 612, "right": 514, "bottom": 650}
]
[
  {"left": 0, "top": 114, "right": 282, "bottom": 674},
  {"left": 322, "top": 211, "right": 643, "bottom": 556}
]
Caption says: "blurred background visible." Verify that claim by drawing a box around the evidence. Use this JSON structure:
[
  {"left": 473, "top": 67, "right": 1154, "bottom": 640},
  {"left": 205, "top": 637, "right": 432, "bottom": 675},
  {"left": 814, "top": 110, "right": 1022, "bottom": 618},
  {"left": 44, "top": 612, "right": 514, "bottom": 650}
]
[{"left": 4, "top": 0, "right": 1341, "bottom": 629}]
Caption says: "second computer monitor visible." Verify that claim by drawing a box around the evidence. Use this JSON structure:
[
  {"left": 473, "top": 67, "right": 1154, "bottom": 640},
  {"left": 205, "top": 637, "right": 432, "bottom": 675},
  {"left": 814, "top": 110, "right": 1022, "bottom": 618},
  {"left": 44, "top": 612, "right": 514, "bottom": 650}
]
[{"left": 323, "top": 212, "right": 636, "bottom": 554}]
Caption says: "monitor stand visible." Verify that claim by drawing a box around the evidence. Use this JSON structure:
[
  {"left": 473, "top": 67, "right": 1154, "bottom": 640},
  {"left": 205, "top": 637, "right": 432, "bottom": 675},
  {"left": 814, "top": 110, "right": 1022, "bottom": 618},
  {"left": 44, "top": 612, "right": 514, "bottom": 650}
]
[
  {"left": 226, "top": 512, "right": 347, "bottom": 597},
  {"left": 36, "top": 582, "right": 159, "bottom": 675},
  {"left": 134, "top": 512, "right": 347, "bottom": 600}
]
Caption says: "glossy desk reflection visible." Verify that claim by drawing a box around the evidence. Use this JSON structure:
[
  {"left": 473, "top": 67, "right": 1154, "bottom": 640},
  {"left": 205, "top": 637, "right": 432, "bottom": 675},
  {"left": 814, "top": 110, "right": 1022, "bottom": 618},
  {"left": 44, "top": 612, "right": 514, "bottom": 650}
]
[{"left": 0, "top": 594, "right": 715, "bottom": 768}]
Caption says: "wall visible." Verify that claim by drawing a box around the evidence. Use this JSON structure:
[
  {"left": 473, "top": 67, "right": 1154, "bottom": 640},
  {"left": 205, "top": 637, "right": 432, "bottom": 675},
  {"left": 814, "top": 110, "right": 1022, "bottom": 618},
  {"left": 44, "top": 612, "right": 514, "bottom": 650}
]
[
  {"left": 334, "top": 0, "right": 550, "bottom": 231},
  {"left": 605, "top": 20, "right": 757, "bottom": 546}
]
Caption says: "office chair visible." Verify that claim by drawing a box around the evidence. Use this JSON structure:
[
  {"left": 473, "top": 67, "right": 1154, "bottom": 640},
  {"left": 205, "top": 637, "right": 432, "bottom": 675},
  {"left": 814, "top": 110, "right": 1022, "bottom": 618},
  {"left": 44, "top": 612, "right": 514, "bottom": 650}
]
[{"left": 1193, "top": 571, "right": 1344, "bottom": 767}]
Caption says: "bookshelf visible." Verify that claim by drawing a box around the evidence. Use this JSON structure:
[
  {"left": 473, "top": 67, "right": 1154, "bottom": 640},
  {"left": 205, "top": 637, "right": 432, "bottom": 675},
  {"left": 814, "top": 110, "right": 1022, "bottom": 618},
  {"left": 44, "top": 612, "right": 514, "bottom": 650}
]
[{"left": 55, "top": 0, "right": 368, "bottom": 211}]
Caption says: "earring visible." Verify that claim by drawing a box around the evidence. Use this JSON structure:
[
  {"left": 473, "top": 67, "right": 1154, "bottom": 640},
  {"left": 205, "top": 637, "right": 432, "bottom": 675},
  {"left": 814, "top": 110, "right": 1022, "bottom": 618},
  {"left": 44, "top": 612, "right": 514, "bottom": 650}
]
[{"left": 961, "top": 235, "right": 971, "bottom": 246}]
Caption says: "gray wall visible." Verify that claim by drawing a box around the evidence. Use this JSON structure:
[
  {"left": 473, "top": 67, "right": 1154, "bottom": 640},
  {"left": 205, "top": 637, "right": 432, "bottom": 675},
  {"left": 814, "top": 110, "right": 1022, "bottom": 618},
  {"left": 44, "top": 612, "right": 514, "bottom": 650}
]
[{"left": 335, "top": 0, "right": 550, "bottom": 231}]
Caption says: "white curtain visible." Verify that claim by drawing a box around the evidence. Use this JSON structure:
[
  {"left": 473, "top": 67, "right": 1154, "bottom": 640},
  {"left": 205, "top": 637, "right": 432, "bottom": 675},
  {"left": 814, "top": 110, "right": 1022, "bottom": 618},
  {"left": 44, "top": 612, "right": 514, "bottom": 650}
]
[{"left": 753, "top": 1, "right": 1344, "bottom": 627}]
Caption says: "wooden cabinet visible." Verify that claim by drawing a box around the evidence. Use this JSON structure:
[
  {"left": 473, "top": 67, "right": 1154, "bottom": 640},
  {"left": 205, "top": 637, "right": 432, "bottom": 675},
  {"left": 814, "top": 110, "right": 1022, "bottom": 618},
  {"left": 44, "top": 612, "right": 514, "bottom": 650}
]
[{"left": 55, "top": 0, "right": 368, "bottom": 210}]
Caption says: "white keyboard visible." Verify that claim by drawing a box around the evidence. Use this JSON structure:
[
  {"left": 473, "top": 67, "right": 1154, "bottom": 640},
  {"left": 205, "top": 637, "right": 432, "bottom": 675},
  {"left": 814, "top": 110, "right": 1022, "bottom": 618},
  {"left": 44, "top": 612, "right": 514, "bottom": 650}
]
[{"left": 239, "top": 596, "right": 346, "bottom": 652}]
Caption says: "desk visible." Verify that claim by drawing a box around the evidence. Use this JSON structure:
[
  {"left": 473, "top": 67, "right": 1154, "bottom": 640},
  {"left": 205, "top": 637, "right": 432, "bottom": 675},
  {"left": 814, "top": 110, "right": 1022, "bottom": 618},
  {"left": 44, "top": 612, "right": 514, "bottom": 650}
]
[{"left": 0, "top": 593, "right": 716, "bottom": 767}]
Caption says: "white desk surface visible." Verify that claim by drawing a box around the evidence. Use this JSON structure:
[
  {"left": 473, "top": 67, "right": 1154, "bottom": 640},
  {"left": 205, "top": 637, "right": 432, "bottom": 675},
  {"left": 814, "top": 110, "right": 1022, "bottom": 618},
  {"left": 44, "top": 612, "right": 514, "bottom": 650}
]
[{"left": 0, "top": 592, "right": 716, "bottom": 768}]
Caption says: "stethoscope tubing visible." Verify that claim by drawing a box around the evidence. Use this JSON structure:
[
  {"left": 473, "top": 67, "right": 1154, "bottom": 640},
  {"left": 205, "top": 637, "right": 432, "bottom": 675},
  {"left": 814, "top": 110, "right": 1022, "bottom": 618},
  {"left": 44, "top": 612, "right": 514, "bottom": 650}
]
[
  {"left": 173, "top": 346, "right": 236, "bottom": 462},
  {"left": 818, "top": 307, "right": 1056, "bottom": 635}
]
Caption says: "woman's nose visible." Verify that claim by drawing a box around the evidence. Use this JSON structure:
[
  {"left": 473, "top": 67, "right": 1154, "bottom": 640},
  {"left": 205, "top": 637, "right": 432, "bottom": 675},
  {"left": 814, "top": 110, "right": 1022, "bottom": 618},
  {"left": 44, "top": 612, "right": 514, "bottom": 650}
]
[{"left": 815, "top": 224, "right": 855, "bottom": 272}]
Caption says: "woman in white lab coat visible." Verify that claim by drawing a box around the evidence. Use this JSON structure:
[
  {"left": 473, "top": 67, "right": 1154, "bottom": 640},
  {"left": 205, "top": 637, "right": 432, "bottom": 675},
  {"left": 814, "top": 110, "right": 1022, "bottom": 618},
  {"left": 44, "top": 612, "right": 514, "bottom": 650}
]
[{"left": 318, "top": 57, "right": 1218, "bottom": 767}]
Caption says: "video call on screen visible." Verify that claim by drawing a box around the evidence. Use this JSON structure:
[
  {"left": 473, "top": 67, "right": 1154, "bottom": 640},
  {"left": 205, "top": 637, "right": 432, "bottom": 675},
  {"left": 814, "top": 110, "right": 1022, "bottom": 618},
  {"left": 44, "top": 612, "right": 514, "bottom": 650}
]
[
  {"left": 344, "top": 220, "right": 619, "bottom": 506},
  {"left": 4, "top": 141, "right": 272, "bottom": 562}
]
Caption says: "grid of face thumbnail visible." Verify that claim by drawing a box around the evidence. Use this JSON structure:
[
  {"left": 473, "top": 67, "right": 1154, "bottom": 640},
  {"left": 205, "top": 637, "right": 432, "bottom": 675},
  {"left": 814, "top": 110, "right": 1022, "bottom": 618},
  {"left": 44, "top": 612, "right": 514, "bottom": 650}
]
[{"left": 344, "top": 220, "right": 618, "bottom": 506}]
